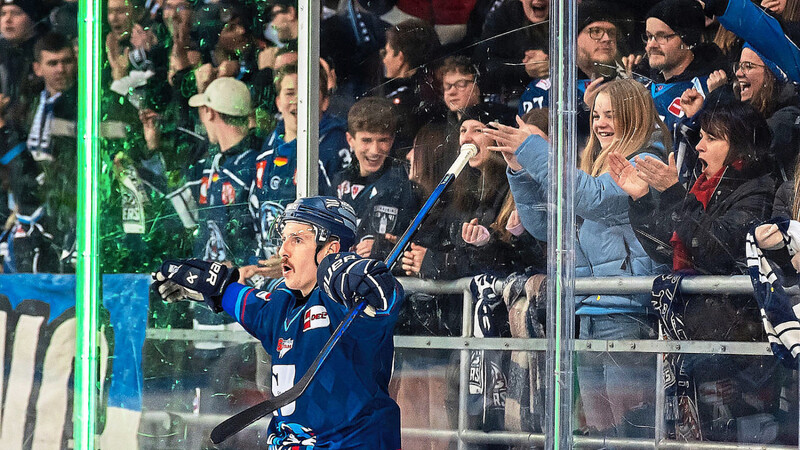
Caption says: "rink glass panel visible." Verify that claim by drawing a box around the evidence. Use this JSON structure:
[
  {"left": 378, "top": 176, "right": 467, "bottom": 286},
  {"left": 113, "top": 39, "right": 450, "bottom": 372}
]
[{"left": 0, "top": 0, "right": 787, "bottom": 448}]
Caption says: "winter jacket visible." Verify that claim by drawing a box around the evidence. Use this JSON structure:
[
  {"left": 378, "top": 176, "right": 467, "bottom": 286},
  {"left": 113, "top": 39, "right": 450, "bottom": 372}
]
[
  {"left": 331, "top": 159, "right": 417, "bottom": 258},
  {"left": 766, "top": 85, "right": 800, "bottom": 181},
  {"left": 629, "top": 165, "right": 775, "bottom": 275},
  {"left": 773, "top": 179, "right": 794, "bottom": 219},
  {"left": 189, "top": 132, "right": 261, "bottom": 266},
  {"left": 508, "top": 132, "right": 670, "bottom": 315}
]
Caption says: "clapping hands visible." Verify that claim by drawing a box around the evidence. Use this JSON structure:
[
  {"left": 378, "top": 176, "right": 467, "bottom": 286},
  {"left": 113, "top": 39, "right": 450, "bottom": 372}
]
[{"left": 608, "top": 152, "right": 679, "bottom": 199}]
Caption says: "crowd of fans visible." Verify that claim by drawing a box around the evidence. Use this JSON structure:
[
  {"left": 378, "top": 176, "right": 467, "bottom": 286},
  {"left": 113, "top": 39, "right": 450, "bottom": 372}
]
[{"left": 2, "top": 0, "right": 800, "bottom": 445}]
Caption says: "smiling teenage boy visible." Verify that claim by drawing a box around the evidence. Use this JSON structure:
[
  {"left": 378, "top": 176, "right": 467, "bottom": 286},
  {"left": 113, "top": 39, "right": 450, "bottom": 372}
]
[
  {"left": 153, "top": 196, "right": 404, "bottom": 449},
  {"left": 330, "top": 97, "right": 416, "bottom": 259}
]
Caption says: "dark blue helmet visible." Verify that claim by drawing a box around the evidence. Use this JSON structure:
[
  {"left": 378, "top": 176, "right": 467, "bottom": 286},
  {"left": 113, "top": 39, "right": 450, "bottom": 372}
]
[{"left": 276, "top": 196, "right": 358, "bottom": 250}]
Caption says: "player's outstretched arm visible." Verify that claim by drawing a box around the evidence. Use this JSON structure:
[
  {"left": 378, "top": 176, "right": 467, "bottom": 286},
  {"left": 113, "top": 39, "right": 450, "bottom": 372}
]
[
  {"left": 318, "top": 252, "right": 400, "bottom": 313},
  {"left": 152, "top": 259, "right": 239, "bottom": 312}
]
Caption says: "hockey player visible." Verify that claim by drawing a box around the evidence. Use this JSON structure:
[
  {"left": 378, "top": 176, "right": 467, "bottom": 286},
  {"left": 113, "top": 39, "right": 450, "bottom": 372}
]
[{"left": 152, "top": 196, "right": 403, "bottom": 449}]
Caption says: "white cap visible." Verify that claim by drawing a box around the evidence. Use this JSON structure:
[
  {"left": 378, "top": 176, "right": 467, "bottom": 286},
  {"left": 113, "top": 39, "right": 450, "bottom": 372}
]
[{"left": 188, "top": 77, "right": 252, "bottom": 117}]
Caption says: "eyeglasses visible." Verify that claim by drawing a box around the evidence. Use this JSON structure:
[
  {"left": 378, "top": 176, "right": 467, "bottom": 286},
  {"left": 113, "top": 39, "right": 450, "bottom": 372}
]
[
  {"left": 733, "top": 61, "right": 766, "bottom": 74},
  {"left": 641, "top": 32, "right": 678, "bottom": 45},
  {"left": 443, "top": 78, "right": 475, "bottom": 91},
  {"left": 585, "top": 27, "right": 617, "bottom": 41}
]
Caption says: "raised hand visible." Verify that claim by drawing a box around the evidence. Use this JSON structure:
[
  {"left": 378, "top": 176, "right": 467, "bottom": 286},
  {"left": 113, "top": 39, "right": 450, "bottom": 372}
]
[
  {"left": 634, "top": 153, "right": 679, "bottom": 192},
  {"left": 754, "top": 223, "right": 785, "bottom": 250},
  {"left": 318, "top": 253, "right": 396, "bottom": 311},
  {"left": 462, "top": 218, "right": 491, "bottom": 246},
  {"left": 622, "top": 53, "right": 643, "bottom": 78},
  {"left": 523, "top": 49, "right": 549, "bottom": 79},
  {"left": 680, "top": 88, "right": 704, "bottom": 119},
  {"left": 707, "top": 69, "right": 727, "bottom": 93},
  {"left": 401, "top": 243, "right": 427, "bottom": 276},
  {"left": 484, "top": 116, "right": 541, "bottom": 171},
  {"left": 608, "top": 152, "right": 649, "bottom": 200},
  {"left": 152, "top": 259, "right": 239, "bottom": 312},
  {"left": 354, "top": 238, "right": 375, "bottom": 258}
]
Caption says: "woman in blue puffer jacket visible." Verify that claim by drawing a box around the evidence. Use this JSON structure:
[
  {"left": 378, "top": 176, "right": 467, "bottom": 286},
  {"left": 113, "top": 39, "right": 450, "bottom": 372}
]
[{"left": 486, "top": 78, "right": 671, "bottom": 437}]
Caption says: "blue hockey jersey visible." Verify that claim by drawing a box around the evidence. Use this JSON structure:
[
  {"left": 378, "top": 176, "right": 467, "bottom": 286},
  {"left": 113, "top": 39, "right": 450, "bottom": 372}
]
[
  {"left": 519, "top": 76, "right": 708, "bottom": 132},
  {"left": 220, "top": 280, "right": 403, "bottom": 449},
  {"left": 190, "top": 132, "right": 261, "bottom": 266}
]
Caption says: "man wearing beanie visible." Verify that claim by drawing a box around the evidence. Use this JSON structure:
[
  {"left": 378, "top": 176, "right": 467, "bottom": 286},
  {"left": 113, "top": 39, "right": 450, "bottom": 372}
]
[
  {"left": 0, "top": 0, "right": 45, "bottom": 109},
  {"left": 639, "top": 0, "right": 727, "bottom": 130},
  {"left": 520, "top": 0, "right": 622, "bottom": 146}
]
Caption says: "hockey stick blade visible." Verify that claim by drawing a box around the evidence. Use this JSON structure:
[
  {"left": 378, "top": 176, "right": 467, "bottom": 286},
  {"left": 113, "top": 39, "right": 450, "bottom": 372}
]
[{"left": 210, "top": 144, "right": 477, "bottom": 444}]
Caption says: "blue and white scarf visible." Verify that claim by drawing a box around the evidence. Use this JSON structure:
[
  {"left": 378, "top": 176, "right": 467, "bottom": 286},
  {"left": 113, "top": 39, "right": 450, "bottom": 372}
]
[{"left": 745, "top": 217, "right": 800, "bottom": 368}]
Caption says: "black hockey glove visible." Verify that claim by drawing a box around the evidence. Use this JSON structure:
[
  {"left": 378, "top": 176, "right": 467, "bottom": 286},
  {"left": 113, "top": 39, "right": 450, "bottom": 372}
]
[
  {"left": 318, "top": 253, "right": 396, "bottom": 312},
  {"left": 152, "top": 259, "right": 239, "bottom": 312}
]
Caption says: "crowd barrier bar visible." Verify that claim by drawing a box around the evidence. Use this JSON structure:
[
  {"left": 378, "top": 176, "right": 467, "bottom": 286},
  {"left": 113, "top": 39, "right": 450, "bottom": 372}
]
[{"left": 142, "top": 275, "right": 795, "bottom": 449}]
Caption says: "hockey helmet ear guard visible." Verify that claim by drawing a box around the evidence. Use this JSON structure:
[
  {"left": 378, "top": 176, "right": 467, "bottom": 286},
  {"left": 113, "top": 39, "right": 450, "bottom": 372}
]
[{"left": 274, "top": 196, "right": 358, "bottom": 251}]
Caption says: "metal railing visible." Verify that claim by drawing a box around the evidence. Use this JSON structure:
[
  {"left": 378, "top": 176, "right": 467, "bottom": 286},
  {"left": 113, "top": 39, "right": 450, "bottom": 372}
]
[{"left": 142, "top": 275, "right": 796, "bottom": 449}]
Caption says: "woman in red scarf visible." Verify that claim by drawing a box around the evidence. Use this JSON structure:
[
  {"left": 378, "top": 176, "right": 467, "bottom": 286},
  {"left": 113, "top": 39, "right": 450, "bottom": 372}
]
[{"left": 609, "top": 98, "right": 780, "bottom": 442}]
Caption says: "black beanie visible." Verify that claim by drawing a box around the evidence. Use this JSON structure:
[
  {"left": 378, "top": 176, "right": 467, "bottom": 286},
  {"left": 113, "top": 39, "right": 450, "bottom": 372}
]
[
  {"left": 2, "top": 0, "right": 44, "bottom": 23},
  {"left": 646, "top": 0, "right": 705, "bottom": 48},
  {"left": 459, "top": 103, "right": 515, "bottom": 128},
  {"left": 577, "top": 1, "right": 619, "bottom": 33}
]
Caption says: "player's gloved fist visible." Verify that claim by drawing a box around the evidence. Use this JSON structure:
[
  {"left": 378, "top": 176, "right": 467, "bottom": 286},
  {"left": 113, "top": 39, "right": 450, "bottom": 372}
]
[
  {"left": 152, "top": 259, "right": 239, "bottom": 312},
  {"left": 318, "top": 252, "right": 395, "bottom": 312}
]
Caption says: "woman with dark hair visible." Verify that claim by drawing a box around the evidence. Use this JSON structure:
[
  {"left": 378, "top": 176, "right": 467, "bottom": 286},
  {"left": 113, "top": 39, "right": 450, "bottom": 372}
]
[
  {"left": 609, "top": 100, "right": 779, "bottom": 441},
  {"left": 705, "top": 43, "right": 800, "bottom": 181}
]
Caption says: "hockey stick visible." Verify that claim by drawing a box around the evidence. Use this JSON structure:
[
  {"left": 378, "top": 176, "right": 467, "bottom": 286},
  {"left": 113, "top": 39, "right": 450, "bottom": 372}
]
[{"left": 210, "top": 144, "right": 478, "bottom": 444}]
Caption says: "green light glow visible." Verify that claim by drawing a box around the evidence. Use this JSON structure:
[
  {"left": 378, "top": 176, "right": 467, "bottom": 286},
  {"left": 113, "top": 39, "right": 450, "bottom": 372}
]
[{"left": 75, "top": 0, "right": 101, "bottom": 448}]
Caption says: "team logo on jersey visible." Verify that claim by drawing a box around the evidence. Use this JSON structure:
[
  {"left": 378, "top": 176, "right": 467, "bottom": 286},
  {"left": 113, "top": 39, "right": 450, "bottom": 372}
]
[
  {"left": 256, "top": 291, "right": 271, "bottom": 301},
  {"left": 667, "top": 98, "right": 684, "bottom": 117},
  {"left": 337, "top": 180, "right": 350, "bottom": 198},
  {"left": 277, "top": 338, "right": 294, "bottom": 358},
  {"left": 267, "top": 421, "right": 317, "bottom": 449},
  {"left": 256, "top": 160, "right": 267, "bottom": 189},
  {"left": 370, "top": 204, "right": 398, "bottom": 234},
  {"left": 221, "top": 182, "right": 235, "bottom": 205},
  {"left": 350, "top": 184, "right": 365, "bottom": 199},
  {"left": 270, "top": 176, "right": 282, "bottom": 191},
  {"left": 303, "top": 306, "right": 330, "bottom": 331},
  {"left": 199, "top": 177, "right": 209, "bottom": 204}
]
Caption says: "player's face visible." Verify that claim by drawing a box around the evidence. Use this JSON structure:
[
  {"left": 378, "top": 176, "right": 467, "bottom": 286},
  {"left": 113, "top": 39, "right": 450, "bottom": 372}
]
[
  {"left": 459, "top": 119, "right": 494, "bottom": 168},
  {"left": 347, "top": 131, "right": 394, "bottom": 177},
  {"left": 278, "top": 221, "right": 322, "bottom": 296}
]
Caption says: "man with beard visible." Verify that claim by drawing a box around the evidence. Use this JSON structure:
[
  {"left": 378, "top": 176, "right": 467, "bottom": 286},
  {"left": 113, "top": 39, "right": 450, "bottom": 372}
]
[
  {"left": 519, "top": 1, "right": 622, "bottom": 145},
  {"left": 636, "top": 0, "right": 727, "bottom": 130}
]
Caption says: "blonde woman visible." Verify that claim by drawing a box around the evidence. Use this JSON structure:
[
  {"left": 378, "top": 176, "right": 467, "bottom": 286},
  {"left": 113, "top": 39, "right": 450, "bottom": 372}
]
[{"left": 486, "top": 78, "right": 671, "bottom": 437}]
